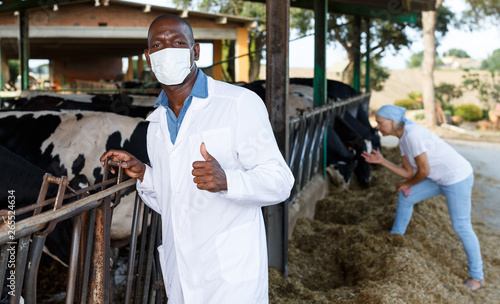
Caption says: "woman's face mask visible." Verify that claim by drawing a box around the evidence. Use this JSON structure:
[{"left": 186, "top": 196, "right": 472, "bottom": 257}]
[{"left": 149, "top": 46, "right": 194, "bottom": 85}]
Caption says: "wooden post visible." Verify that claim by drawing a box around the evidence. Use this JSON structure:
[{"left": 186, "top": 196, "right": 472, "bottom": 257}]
[
  {"left": 264, "top": 0, "right": 290, "bottom": 277},
  {"left": 235, "top": 27, "right": 249, "bottom": 82},
  {"left": 125, "top": 56, "right": 134, "bottom": 82},
  {"left": 19, "top": 10, "right": 30, "bottom": 90},
  {"left": 212, "top": 40, "right": 223, "bottom": 81},
  {"left": 137, "top": 55, "right": 144, "bottom": 82}
]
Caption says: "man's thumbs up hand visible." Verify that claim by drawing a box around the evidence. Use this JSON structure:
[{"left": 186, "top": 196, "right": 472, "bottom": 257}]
[
  {"left": 200, "top": 142, "right": 214, "bottom": 161},
  {"left": 192, "top": 142, "right": 228, "bottom": 192}
]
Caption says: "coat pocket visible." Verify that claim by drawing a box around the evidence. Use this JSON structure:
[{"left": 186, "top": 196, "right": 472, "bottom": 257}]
[
  {"left": 200, "top": 128, "right": 232, "bottom": 168},
  {"left": 215, "top": 221, "right": 261, "bottom": 284}
]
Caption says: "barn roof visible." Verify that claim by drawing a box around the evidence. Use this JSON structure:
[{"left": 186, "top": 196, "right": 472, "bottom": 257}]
[
  {"left": 247, "top": 0, "right": 437, "bottom": 22},
  {"left": 0, "top": 0, "right": 257, "bottom": 27},
  {"left": 0, "top": 0, "right": 256, "bottom": 59}
]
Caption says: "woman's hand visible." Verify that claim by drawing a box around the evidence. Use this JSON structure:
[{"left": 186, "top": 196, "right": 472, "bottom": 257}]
[
  {"left": 395, "top": 181, "right": 411, "bottom": 192},
  {"left": 100, "top": 150, "right": 146, "bottom": 181},
  {"left": 361, "top": 149, "right": 384, "bottom": 165}
]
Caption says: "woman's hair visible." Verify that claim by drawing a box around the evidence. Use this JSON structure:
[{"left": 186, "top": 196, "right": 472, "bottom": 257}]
[{"left": 393, "top": 120, "right": 405, "bottom": 131}]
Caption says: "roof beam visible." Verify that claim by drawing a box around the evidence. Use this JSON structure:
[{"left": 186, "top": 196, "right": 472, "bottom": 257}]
[
  {"left": 0, "top": 25, "right": 239, "bottom": 40},
  {"left": 248, "top": 0, "right": 419, "bottom": 23},
  {"left": 0, "top": 0, "right": 79, "bottom": 13},
  {"left": 179, "top": 9, "right": 188, "bottom": 18},
  {"left": 215, "top": 17, "right": 227, "bottom": 25},
  {"left": 328, "top": 2, "right": 418, "bottom": 23}
]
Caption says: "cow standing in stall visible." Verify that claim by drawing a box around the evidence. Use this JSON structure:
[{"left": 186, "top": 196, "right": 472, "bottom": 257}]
[{"left": 0, "top": 110, "right": 149, "bottom": 263}]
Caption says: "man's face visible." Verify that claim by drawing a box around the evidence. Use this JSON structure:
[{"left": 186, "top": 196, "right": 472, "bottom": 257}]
[{"left": 144, "top": 18, "right": 200, "bottom": 68}]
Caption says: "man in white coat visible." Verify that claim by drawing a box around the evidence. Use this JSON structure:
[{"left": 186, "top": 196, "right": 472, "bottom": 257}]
[{"left": 100, "top": 14, "right": 294, "bottom": 303}]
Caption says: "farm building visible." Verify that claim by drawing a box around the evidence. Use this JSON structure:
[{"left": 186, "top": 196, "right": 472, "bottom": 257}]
[{"left": 0, "top": 0, "right": 255, "bottom": 90}]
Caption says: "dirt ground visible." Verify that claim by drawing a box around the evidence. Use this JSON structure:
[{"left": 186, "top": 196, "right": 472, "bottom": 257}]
[
  {"left": 34, "top": 142, "right": 499, "bottom": 304},
  {"left": 269, "top": 147, "right": 500, "bottom": 304}
]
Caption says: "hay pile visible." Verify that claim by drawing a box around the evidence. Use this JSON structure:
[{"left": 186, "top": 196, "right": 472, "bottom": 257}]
[{"left": 270, "top": 147, "right": 500, "bottom": 303}]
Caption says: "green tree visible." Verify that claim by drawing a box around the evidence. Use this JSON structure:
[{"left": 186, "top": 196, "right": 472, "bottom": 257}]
[
  {"left": 291, "top": 5, "right": 452, "bottom": 89},
  {"left": 361, "top": 59, "right": 389, "bottom": 92},
  {"left": 173, "top": 0, "right": 193, "bottom": 9},
  {"left": 462, "top": 0, "right": 500, "bottom": 27},
  {"left": 198, "top": 0, "right": 266, "bottom": 82},
  {"left": 291, "top": 14, "right": 417, "bottom": 89},
  {"left": 435, "top": 82, "right": 463, "bottom": 112},
  {"left": 419, "top": 1, "right": 455, "bottom": 126},
  {"left": 334, "top": 17, "right": 415, "bottom": 87},
  {"left": 407, "top": 51, "right": 444, "bottom": 68},
  {"left": 415, "top": 4, "right": 455, "bottom": 40},
  {"left": 481, "top": 48, "right": 500, "bottom": 71},
  {"left": 408, "top": 51, "right": 423, "bottom": 68},
  {"left": 462, "top": 70, "right": 500, "bottom": 110},
  {"left": 443, "top": 48, "right": 470, "bottom": 58}
]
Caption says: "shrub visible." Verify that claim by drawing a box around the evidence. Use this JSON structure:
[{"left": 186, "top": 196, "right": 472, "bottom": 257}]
[
  {"left": 408, "top": 91, "right": 423, "bottom": 102},
  {"left": 414, "top": 113, "right": 425, "bottom": 120},
  {"left": 453, "top": 104, "right": 483, "bottom": 121},
  {"left": 394, "top": 98, "right": 421, "bottom": 110}
]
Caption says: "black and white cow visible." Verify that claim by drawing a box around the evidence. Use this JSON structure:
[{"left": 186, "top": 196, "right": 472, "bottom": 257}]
[
  {"left": 346, "top": 103, "right": 381, "bottom": 153},
  {"left": 239, "top": 78, "right": 375, "bottom": 188},
  {"left": 20, "top": 90, "right": 158, "bottom": 107},
  {"left": 240, "top": 78, "right": 359, "bottom": 117},
  {"left": 325, "top": 125, "right": 357, "bottom": 189},
  {"left": 331, "top": 104, "right": 380, "bottom": 187},
  {"left": 0, "top": 144, "right": 74, "bottom": 266},
  {"left": 14, "top": 94, "right": 154, "bottom": 118},
  {"left": 0, "top": 110, "right": 149, "bottom": 247},
  {"left": 289, "top": 78, "right": 358, "bottom": 101}
]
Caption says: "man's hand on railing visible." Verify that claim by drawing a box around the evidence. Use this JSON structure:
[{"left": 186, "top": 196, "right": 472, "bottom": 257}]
[{"left": 100, "top": 150, "right": 146, "bottom": 182}]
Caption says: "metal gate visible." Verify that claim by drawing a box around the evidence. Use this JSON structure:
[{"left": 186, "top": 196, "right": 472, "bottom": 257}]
[
  {"left": 0, "top": 161, "right": 164, "bottom": 304},
  {"left": 287, "top": 92, "right": 371, "bottom": 205}
]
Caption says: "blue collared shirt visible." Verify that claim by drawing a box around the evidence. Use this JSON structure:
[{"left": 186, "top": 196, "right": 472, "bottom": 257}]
[{"left": 154, "top": 70, "right": 208, "bottom": 144}]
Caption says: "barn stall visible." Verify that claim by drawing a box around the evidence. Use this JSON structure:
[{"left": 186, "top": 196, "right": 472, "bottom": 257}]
[
  {"left": 0, "top": 81, "right": 371, "bottom": 303},
  {"left": 4, "top": 0, "right": 494, "bottom": 303}
]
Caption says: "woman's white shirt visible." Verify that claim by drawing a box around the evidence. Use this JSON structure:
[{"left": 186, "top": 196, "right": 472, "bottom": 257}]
[{"left": 399, "top": 123, "right": 472, "bottom": 186}]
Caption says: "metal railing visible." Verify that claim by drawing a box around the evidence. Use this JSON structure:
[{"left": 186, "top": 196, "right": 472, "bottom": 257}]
[
  {"left": 0, "top": 161, "right": 165, "bottom": 304},
  {"left": 287, "top": 92, "right": 371, "bottom": 205}
]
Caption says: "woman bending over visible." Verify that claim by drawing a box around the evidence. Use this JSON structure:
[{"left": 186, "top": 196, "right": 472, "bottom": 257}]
[{"left": 362, "top": 105, "right": 485, "bottom": 291}]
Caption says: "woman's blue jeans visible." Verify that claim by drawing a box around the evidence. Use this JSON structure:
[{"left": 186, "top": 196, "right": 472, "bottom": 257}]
[{"left": 391, "top": 174, "right": 484, "bottom": 279}]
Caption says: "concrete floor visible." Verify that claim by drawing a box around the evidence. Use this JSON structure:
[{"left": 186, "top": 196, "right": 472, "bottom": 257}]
[{"left": 446, "top": 139, "right": 500, "bottom": 231}]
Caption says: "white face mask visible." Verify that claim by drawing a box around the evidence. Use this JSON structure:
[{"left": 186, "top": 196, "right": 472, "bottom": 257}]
[{"left": 149, "top": 46, "right": 194, "bottom": 85}]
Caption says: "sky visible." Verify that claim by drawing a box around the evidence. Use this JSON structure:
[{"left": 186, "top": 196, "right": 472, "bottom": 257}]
[
  {"left": 291, "top": 0, "right": 500, "bottom": 69},
  {"left": 30, "top": 0, "right": 500, "bottom": 70}
]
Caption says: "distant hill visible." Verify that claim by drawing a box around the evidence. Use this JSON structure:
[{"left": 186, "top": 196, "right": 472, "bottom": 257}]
[
  {"left": 263, "top": 67, "right": 487, "bottom": 111},
  {"left": 370, "top": 68, "right": 489, "bottom": 110}
]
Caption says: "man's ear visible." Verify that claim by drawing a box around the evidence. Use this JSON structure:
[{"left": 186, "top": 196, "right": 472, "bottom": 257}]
[
  {"left": 193, "top": 43, "right": 200, "bottom": 61},
  {"left": 144, "top": 49, "right": 152, "bottom": 68}
]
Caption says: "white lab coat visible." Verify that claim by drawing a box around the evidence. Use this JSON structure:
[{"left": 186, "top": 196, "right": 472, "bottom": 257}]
[{"left": 136, "top": 76, "right": 294, "bottom": 304}]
